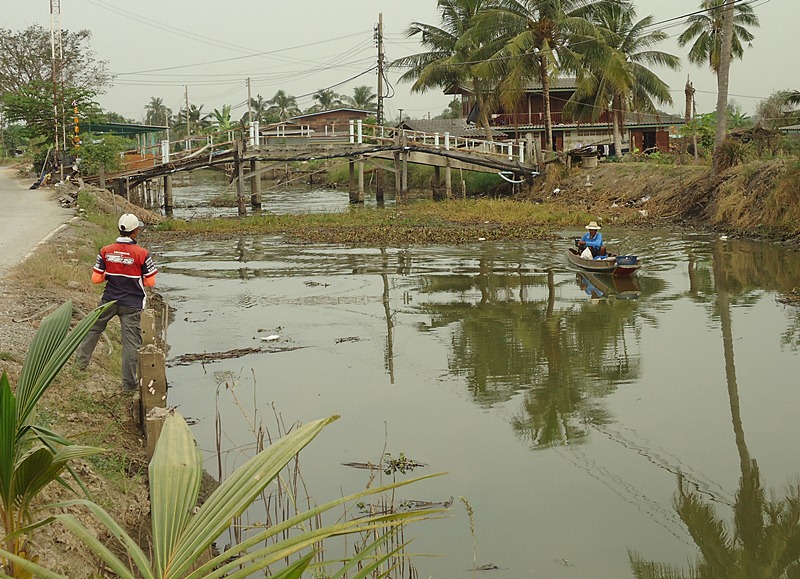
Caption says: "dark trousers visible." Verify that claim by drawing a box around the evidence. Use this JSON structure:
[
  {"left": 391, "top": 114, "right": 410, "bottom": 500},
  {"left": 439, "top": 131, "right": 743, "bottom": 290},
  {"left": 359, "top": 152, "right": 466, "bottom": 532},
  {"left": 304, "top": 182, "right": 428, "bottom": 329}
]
[{"left": 75, "top": 302, "right": 142, "bottom": 391}]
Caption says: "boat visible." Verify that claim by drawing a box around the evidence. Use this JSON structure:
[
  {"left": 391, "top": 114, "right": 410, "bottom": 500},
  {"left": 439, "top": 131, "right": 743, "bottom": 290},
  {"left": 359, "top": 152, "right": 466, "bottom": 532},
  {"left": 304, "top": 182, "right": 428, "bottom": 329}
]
[{"left": 566, "top": 247, "right": 641, "bottom": 277}]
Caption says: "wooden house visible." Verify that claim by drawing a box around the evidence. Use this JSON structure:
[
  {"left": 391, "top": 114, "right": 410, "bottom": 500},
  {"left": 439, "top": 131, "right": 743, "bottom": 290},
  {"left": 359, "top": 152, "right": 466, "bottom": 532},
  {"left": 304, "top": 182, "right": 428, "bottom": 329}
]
[
  {"left": 289, "top": 108, "right": 373, "bottom": 139},
  {"left": 448, "top": 77, "right": 684, "bottom": 154}
]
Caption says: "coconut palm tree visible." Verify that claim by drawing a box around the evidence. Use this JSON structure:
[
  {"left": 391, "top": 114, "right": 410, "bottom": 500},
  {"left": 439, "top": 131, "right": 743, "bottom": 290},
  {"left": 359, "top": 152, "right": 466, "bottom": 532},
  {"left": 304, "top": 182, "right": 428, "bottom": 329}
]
[
  {"left": 344, "top": 85, "right": 378, "bottom": 112},
  {"left": 241, "top": 94, "right": 271, "bottom": 124},
  {"left": 173, "top": 104, "right": 211, "bottom": 137},
  {"left": 475, "top": 0, "right": 611, "bottom": 151},
  {"left": 392, "top": 0, "right": 499, "bottom": 136},
  {"left": 144, "top": 96, "right": 172, "bottom": 127},
  {"left": 678, "top": 0, "right": 759, "bottom": 74},
  {"left": 0, "top": 301, "right": 109, "bottom": 576},
  {"left": 570, "top": 1, "right": 680, "bottom": 156},
  {"left": 310, "top": 88, "right": 343, "bottom": 112},
  {"left": 266, "top": 90, "right": 300, "bottom": 121},
  {"left": 1, "top": 412, "right": 443, "bottom": 578}
]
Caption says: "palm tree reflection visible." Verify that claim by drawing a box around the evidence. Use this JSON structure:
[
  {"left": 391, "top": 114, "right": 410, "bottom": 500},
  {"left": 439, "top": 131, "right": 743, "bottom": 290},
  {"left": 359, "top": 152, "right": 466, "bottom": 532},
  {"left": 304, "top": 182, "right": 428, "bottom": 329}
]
[
  {"left": 417, "top": 259, "right": 642, "bottom": 447},
  {"left": 630, "top": 240, "right": 800, "bottom": 577}
]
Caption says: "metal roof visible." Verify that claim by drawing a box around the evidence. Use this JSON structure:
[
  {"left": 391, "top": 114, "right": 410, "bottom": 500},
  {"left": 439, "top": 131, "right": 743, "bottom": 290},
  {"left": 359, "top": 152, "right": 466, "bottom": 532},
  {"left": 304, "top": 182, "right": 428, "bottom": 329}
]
[{"left": 81, "top": 122, "right": 169, "bottom": 136}]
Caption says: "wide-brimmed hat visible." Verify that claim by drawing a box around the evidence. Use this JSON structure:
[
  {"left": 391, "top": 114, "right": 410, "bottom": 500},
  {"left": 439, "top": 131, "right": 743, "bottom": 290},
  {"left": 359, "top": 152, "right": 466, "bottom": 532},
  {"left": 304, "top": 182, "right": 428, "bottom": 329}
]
[
  {"left": 118, "top": 213, "right": 143, "bottom": 233},
  {"left": 585, "top": 221, "right": 601, "bottom": 230}
]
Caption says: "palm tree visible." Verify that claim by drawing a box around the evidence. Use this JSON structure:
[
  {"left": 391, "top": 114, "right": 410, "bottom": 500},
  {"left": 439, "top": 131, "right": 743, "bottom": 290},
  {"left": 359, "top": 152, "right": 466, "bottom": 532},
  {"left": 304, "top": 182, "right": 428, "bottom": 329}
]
[
  {"left": 266, "top": 90, "right": 300, "bottom": 121},
  {"left": 310, "top": 88, "right": 343, "bottom": 112},
  {"left": 242, "top": 94, "right": 271, "bottom": 124},
  {"left": 570, "top": 2, "right": 680, "bottom": 156},
  {"left": 344, "top": 85, "right": 378, "bottom": 111},
  {"left": 677, "top": 0, "right": 759, "bottom": 74},
  {"left": 476, "top": 0, "right": 611, "bottom": 151},
  {"left": 0, "top": 302, "right": 109, "bottom": 575},
  {"left": 144, "top": 96, "right": 171, "bottom": 127},
  {"left": 173, "top": 104, "right": 211, "bottom": 137},
  {"left": 392, "top": 0, "right": 498, "bottom": 136}
]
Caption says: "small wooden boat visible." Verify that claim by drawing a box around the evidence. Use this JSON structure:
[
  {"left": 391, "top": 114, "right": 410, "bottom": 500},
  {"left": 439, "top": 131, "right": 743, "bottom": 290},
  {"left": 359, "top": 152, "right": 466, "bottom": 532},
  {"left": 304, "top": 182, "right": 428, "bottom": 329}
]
[{"left": 566, "top": 247, "right": 641, "bottom": 277}]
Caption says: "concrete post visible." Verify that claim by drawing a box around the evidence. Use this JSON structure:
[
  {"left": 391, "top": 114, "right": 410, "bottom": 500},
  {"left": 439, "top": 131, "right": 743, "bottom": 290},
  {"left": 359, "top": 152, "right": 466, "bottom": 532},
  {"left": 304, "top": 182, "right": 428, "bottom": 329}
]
[
  {"left": 236, "top": 140, "right": 246, "bottom": 216},
  {"left": 357, "top": 156, "right": 365, "bottom": 203},
  {"left": 164, "top": 175, "right": 173, "bottom": 216},
  {"left": 250, "top": 159, "right": 261, "bottom": 209}
]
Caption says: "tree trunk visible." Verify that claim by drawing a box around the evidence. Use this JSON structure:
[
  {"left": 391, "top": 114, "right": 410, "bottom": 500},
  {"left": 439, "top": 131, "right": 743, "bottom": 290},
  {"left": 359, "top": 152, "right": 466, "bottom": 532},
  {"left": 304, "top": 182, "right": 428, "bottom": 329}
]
[
  {"left": 712, "top": 0, "right": 735, "bottom": 173},
  {"left": 539, "top": 56, "right": 553, "bottom": 151},
  {"left": 472, "top": 77, "right": 494, "bottom": 142},
  {"left": 612, "top": 93, "right": 624, "bottom": 157}
]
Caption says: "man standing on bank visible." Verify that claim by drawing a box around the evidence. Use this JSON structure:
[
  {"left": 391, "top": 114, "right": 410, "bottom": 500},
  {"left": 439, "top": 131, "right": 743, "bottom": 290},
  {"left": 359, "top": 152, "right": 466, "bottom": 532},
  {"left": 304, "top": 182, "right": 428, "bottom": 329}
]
[{"left": 76, "top": 213, "right": 158, "bottom": 391}]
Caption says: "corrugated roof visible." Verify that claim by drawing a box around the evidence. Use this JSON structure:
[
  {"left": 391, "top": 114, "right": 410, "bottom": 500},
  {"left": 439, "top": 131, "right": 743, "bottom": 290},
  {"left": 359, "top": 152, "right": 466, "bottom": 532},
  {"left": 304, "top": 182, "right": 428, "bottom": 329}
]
[
  {"left": 398, "top": 118, "right": 504, "bottom": 138},
  {"left": 291, "top": 108, "right": 372, "bottom": 120}
]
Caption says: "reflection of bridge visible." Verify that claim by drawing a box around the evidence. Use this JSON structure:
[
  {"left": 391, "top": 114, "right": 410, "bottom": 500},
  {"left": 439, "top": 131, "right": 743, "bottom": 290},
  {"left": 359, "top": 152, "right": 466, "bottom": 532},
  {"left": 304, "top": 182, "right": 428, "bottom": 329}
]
[{"left": 87, "top": 123, "right": 552, "bottom": 215}]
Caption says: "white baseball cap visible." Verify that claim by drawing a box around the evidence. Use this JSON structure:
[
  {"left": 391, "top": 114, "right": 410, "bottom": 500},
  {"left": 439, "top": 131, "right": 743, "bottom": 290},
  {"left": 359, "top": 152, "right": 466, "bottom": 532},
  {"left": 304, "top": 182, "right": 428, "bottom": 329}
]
[{"left": 118, "top": 213, "right": 143, "bottom": 233}]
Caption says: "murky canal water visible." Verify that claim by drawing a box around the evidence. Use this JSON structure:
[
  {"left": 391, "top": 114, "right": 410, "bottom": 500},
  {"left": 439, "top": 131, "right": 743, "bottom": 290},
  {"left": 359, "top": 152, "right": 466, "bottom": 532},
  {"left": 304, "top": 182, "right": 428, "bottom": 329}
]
[{"left": 150, "top": 180, "right": 800, "bottom": 577}]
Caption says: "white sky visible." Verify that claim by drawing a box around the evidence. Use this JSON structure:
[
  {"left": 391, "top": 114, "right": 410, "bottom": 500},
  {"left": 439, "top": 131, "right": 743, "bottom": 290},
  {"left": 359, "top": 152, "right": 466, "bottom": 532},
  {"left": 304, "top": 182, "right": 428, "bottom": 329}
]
[{"left": 5, "top": 0, "right": 795, "bottom": 122}]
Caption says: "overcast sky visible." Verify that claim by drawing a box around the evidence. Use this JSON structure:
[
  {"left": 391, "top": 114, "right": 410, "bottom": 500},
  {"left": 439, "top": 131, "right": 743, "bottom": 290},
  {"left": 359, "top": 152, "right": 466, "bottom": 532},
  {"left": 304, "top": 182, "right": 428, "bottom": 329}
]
[{"left": 5, "top": 0, "right": 795, "bottom": 123}]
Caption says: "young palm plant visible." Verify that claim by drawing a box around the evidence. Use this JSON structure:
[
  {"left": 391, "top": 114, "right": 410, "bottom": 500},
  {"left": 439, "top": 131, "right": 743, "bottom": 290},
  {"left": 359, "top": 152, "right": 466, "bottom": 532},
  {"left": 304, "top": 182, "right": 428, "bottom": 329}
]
[
  {"left": 1, "top": 412, "right": 443, "bottom": 578},
  {"left": 0, "top": 301, "right": 111, "bottom": 576}
]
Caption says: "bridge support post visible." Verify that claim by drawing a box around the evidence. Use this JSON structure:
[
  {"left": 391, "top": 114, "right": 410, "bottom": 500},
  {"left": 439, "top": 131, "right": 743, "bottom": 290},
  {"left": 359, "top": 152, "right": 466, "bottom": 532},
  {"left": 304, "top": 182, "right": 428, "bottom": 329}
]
[
  {"left": 356, "top": 156, "right": 365, "bottom": 203},
  {"left": 445, "top": 161, "right": 452, "bottom": 199},
  {"left": 115, "top": 178, "right": 126, "bottom": 202},
  {"left": 348, "top": 160, "right": 358, "bottom": 204},
  {"left": 433, "top": 166, "right": 443, "bottom": 201},
  {"left": 164, "top": 175, "right": 173, "bottom": 216},
  {"left": 401, "top": 132, "right": 409, "bottom": 200},
  {"left": 98, "top": 165, "right": 105, "bottom": 190},
  {"left": 235, "top": 140, "right": 246, "bottom": 216},
  {"left": 393, "top": 151, "right": 402, "bottom": 202},
  {"left": 376, "top": 166, "right": 384, "bottom": 204},
  {"left": 250, "top": 159, "right": 261, "bottom": 210}
]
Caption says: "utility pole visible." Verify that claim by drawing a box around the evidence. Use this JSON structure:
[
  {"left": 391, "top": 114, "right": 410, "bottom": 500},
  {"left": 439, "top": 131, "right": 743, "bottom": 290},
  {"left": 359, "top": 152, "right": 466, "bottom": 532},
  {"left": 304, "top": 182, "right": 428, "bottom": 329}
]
[
  {"left": 184, "top": 85, "right": 191, "bottom": 146},
  {"left": 375, "top": 13, "right": 385, "bottom": 126},
  {"left": 247, "top": 77, "right": 253, "bottom": 125},
  {"left": 50, "top": 0, "right": 63, "bottom": 178}
]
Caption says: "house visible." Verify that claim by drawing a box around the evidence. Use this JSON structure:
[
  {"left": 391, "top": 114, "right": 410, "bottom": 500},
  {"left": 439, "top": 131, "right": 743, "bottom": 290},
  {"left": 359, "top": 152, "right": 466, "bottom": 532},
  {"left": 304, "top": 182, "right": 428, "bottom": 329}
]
[
  {"left": 289, "top": 108, "right": 373, "bottom": 138},
  {"left": 779, "top": 124, "right": 800, "bottom": 136},
  {"left": 447, "top": 77, "right": 685, "bottom": 153},
  {"left": 259, "top": 120, "right": 310, "bottom": 144}
]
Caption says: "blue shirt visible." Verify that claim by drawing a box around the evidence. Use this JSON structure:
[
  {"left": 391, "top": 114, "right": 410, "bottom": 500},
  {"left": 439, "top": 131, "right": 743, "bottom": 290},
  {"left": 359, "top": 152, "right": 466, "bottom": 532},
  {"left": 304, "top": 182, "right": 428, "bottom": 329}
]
[{"left": 581, "top": 231, "right": 603, "bottom": 250}]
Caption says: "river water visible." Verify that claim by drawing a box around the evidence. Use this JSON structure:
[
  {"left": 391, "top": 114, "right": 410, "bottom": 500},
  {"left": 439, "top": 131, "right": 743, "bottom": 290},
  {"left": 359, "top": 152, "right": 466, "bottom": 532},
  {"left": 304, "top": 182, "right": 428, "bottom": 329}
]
[{"left": 149, "top": 172, "right": 800, "bottom": 577}]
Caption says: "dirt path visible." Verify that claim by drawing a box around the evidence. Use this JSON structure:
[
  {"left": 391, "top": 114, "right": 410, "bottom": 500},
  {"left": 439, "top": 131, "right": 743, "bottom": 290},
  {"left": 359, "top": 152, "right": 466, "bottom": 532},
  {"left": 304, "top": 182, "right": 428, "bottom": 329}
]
[{"left": 0, "top": 167, "right": 74, "bottom": 270}]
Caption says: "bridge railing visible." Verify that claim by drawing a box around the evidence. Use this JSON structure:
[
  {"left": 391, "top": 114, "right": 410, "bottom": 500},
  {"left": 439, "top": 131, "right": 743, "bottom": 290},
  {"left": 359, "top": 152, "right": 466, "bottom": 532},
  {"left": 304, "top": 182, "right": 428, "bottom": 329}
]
[
  {"left": 119, "top": 120, "right": 538, "bottom": 175},
  {"left": 121, "top": 127, "right": 247, "bottom": 173},
  {"left": 352, "top": 122, "right": 532, "bottom": 165}
]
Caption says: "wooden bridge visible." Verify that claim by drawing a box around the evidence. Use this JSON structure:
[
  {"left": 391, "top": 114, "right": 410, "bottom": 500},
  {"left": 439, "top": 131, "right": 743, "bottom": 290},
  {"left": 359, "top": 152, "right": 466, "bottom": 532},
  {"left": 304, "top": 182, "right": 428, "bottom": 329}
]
[{"left": 89, "top": 122, "right": 551, "bottom": 215}]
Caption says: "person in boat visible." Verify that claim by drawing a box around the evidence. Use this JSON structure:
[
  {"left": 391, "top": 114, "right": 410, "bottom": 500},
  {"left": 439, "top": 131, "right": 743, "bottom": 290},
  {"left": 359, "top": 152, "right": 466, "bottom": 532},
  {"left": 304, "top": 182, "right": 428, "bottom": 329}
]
[{"left": 577, "top": 221, "right": 607, "bottom": 258}]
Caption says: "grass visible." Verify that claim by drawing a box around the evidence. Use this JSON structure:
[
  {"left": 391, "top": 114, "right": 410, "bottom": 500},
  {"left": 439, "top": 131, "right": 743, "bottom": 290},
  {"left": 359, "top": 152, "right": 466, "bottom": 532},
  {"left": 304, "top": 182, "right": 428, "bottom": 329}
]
[{"left": 151, "top": 198, "right": 606, "bottom": 245}]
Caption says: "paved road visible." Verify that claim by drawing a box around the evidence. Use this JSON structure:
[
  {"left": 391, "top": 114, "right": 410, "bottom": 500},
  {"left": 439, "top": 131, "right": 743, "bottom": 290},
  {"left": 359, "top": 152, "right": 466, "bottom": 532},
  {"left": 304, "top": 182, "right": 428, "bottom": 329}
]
[{"left": 0, "top": 167, "right": 74, "bottom": 271}]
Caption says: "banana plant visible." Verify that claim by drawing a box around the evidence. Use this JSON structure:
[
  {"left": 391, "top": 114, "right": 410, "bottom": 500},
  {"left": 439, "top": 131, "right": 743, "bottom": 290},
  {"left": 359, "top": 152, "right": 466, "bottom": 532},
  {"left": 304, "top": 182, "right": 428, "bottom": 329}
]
[
  {"left": 0, "top": 301, "right": 111, "bottom": 576},
  {"left": 2, "top": 412, "right": 444, "bottom": 578}
]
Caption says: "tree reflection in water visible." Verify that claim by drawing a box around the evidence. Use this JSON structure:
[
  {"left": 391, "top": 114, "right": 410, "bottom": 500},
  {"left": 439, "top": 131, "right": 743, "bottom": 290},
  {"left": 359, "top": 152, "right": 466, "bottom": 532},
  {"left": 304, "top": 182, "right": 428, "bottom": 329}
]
[
  {"left": 630, "top": 240, "right": 800, "bottom": 577},
  {"left": 416, "top": 257, "right": 643, "bottom": 448}
]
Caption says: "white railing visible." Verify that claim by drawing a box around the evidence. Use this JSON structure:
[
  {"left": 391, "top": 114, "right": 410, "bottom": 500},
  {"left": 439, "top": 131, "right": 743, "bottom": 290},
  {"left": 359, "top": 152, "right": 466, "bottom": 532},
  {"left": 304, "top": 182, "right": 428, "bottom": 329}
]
[{"left": 123, "top": 121, "right": 534, "bottom": 174}]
